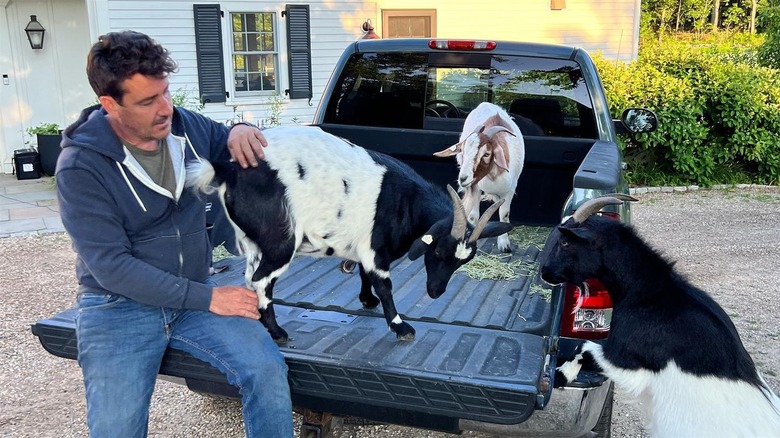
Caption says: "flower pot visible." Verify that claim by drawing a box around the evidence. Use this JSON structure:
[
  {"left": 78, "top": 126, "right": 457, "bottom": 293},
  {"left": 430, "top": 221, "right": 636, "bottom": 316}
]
[{"left": 36, "top": 132, "right": 62, "bottom": 176}]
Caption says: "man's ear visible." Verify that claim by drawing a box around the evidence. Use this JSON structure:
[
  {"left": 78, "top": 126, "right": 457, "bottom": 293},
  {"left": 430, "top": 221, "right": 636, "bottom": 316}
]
[{"left": 99, "top": 95, "right": 119, "bottom": 115}]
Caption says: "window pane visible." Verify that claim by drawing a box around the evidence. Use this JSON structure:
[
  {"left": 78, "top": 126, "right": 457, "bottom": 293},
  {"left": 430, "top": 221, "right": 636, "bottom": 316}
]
[
  {"left": 232, "top": 14, "right": 243, "bottom": 32},
  {"left": 388, "top": 16, "right": 431, "bottom": 38},
  {"left": 262, "top": 33, "right": 274, "bottom": 51},
  {"left": 235, "top": 74, "right": 248, "bottom": 92},
  {"left": 233, "top": 55, "right": 247, "bottom": 72},
  {"left": 323, "top": 53, "right": 428, "bottom": 129},
  {"left": 233, "top": 33, "right": 245, "bottom": 51},
  {"left": 261, "top": 54, "right": 275, "bottom": 90},
  {"left": 246, "top": 54, "right": 262, "bottom": 72},
  {"left": 491, "top": 57, "right": 595, "bottom": 138},
  {"left": 262, "top": 13, "right": 273, "bottom": 31}
]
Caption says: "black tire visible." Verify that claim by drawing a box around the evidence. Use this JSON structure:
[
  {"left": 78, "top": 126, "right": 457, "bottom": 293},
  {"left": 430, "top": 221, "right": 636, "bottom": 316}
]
[{"left": 591, "top": 383, "right": 614, "bottom": 438}]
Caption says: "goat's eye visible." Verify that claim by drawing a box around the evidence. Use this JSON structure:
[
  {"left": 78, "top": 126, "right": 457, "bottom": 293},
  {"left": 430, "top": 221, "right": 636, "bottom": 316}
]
[{"left": 560, "top": 240, "right": 569, "bottom": 248}]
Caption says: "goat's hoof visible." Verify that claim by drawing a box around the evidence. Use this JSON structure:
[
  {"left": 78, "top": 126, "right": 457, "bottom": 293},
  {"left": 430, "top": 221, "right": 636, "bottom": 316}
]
[
  {"left": 392, "top": 322, "right": 416, "bottom": 341},
  {"left": 396, "top": 332, "right": 415, "bottom": 341},
  {"left": 270, "top": 328, "right": 289, "bottom": 345},
  {"left": 360, "top": 295, "right": 380, "bottom": 309}
]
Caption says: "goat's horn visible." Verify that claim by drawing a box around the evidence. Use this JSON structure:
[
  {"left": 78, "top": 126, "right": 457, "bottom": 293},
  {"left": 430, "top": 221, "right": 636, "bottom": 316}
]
[
  {"left": 447, "top": 185, "right": 468, "bottom": 239},
  {"left": 483, "top": 126, "right": 516, "bottom": 138},
  {"left": 468, "top": 199, "right": 505, "bottom": 243},
  {"left": 571, "top": 194, "right": 638, "bottom": 223},
  {"left": 471, "top": 124, "right": 486, "bottom": 135}
]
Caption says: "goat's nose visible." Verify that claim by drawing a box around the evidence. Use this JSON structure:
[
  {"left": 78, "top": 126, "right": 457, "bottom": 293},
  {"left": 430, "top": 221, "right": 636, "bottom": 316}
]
[{"left": 459, "top": 175, "right": 469, "bottom": 185}]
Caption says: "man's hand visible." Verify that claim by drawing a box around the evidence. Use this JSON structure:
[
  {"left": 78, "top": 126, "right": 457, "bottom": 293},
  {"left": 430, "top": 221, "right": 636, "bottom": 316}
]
[
  {"left": 227, "top": 123, "right": 268, "bottom": 168},
  {"left": 209, "top": 285, "right": 261, "bottom": 319}
]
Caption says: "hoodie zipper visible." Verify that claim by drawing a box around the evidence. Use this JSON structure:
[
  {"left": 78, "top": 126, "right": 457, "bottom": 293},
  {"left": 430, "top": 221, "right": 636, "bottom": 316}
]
[{"left": 174, "top": 200, "right": 184, "bottom": 277}]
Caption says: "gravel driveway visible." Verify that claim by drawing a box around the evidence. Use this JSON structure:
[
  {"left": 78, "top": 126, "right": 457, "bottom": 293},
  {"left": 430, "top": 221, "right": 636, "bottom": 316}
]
[{"left": 1, "top": 187, "right": 778, "bottom": 437}]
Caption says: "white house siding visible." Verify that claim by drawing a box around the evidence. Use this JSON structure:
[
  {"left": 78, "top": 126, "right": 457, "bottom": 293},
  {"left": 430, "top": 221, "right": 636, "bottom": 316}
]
[
  {"left": 376, "top": 0, "right": 640, "bottom": 61},
  {"left": 97, "top": 0, "right": 376, "bottom": 127},
  {"left": 0, "top": 0, "right": 92, "bottom": 173}
]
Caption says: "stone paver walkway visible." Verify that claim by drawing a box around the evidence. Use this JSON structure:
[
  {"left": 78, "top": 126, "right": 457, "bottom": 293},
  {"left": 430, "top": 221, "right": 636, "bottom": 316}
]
[{"left": 0, "top": 173, "right": 63, "bottom": 238}]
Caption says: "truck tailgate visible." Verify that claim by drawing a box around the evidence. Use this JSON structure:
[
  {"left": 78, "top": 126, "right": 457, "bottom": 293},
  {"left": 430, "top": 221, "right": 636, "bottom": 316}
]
[{"left": 32, "top": 233, "right": 551, "bottom": 425}]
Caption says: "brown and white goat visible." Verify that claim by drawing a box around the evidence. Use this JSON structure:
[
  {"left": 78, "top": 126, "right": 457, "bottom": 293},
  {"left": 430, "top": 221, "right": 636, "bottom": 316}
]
[{"left": 434, "top": 102, "right": 525, "bottom": 252}]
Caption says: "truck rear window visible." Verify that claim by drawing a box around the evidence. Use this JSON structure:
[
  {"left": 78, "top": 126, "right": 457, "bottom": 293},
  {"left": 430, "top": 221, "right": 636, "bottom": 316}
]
[{"left": 323, "top": 52, "right": 598, "bottom": 139}]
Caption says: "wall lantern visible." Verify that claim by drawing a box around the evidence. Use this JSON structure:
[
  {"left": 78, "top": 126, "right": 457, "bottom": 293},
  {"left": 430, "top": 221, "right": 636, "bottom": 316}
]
[
  {"left": 360, "top": 18, "right": 380, "bottom": 40},
  {"left": 25, "top": 15, "right": 46, "bottom": 50}
]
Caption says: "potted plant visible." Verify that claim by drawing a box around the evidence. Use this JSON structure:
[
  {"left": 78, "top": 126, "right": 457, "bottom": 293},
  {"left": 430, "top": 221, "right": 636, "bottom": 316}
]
[{"left": 27, "top": 123, "right": 62, "bottom": 176}]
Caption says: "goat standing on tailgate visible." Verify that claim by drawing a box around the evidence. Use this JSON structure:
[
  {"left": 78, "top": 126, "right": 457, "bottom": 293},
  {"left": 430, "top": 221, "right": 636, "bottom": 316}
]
[
  {"left": 434, "top": 102, "right": 525, "bottom": 253},
  {"left": 187, "top": 125, "right": 512, "bottom": 343}
]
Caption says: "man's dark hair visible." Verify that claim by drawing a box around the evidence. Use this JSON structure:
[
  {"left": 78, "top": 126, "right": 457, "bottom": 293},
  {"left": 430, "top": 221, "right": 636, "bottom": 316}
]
[{"left": 87, "top": 31, "right": 178, "bottom": 103}]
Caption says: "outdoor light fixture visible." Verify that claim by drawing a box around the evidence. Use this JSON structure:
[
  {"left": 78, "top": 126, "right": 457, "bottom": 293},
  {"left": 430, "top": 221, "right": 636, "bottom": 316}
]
[
  {"left": 24, "top": 15, "right": 46, "bottom": 50},
  {"left": 360, "top": 18, "right": 379, "bottom": 40}
]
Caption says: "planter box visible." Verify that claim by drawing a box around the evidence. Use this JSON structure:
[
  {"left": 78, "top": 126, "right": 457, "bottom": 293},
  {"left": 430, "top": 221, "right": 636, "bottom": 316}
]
[{"left": 36, "top": 132, "right": 62, "bottom": 176}]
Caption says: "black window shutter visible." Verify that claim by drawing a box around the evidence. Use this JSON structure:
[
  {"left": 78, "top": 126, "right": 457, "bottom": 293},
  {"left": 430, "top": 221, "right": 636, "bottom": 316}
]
[
  {"left": 193, "top": 4, "right": 226, "bottom": 103},
  {"left": 285, "top": 5, "right": 313, "bottom": 100}
]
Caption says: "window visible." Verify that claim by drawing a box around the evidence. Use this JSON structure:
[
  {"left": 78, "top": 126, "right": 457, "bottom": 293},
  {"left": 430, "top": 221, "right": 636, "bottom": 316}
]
[
  {"left": 194, "top": 4, "right": 311, "bottom": 103},
  {"left": 230, "top": 12, "right": 278, "bottom": 96},
  {"left": 323, "top": 53, "right": 428, "bottom": 129},
  {"left": 383, "top": 10, "right": 436, "bottom": 38},
  {"left": 323, "top": 51, "right": 597, "bottom": 139}
]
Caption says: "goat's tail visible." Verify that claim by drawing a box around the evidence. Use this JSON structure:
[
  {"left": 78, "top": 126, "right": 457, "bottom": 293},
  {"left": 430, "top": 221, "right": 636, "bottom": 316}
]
[{"left": 185, "top": 160, "right": 218, "bottom": 195}]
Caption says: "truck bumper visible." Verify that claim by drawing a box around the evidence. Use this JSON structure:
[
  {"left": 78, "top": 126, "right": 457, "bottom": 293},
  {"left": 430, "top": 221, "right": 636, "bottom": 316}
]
[{"left": 459, "top": 381, "right": 611, "bottom": 437}]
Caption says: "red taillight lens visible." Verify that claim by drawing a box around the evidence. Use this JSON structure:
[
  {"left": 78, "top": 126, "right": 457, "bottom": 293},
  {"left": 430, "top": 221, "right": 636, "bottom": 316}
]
[
  {"left": 428, "top": 40, "right": 496, "bottom": 51},
  {"left": 560, "top": 279, "right": 612, "bottom": 340},
  {"left": 598, "top": 212, "right": 620, "bottom": 220}
]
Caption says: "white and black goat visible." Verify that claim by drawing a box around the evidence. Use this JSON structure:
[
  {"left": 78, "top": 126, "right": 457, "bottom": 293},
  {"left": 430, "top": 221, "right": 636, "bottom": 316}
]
[
  {"left": 187, "top": 126, "right": 512, "bottom": 343},
  {"left": 541, "top": 195, "right": 780, "bottom": 437},
  {"left": 434, "top": 102, "right": 525, "bottom": 252}
]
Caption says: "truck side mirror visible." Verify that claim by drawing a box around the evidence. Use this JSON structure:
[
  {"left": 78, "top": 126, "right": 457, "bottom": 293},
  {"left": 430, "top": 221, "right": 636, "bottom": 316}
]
[{"left": 615, "top": 108, "right": 658, "bottom": 135}]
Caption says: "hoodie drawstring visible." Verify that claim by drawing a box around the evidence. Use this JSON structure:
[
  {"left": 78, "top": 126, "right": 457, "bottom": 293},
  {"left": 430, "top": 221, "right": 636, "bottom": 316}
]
[
  {"left": 184, "top": 133, "right": 203, "bottom": 162},
  {"left": 116, "top": 162, "right": 148, "bottom": 212}
]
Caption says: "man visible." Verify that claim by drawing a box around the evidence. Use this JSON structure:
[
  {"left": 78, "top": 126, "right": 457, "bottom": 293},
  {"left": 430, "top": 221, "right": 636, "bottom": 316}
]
[{"left": 56, "top": 31, "right": 293, "bottom": 437}]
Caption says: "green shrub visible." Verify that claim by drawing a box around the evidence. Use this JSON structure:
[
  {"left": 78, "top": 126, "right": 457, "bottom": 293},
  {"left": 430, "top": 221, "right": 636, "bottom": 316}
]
[
  {"left": 26, "top": 122, "right": 61, "bottom": 136},
  {"left": 596, "top": 32, "right": 780, "bottom": 186}
]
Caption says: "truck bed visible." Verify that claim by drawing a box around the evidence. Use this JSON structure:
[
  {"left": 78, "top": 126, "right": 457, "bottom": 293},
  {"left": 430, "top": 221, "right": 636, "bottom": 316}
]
[{"left": 32, "top": 231, "right": 554, "bottom": 428}]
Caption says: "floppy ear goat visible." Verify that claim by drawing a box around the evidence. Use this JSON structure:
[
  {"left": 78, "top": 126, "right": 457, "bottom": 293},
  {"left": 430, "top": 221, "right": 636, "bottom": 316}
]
[{"left": 434, "top": 102, "right": 525, "bottom": 253}]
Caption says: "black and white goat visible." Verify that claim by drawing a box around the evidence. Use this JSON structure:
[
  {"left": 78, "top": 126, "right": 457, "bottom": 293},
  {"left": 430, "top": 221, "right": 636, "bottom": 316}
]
[
  {"left": 434, "top": 102, "right": 525, "bottom": 252},
  {"left": 541, "top": 195, "right": 780, "bottom": 437},
  {"left": 187, "top": 125, "right": 512, "bottom": 343}
]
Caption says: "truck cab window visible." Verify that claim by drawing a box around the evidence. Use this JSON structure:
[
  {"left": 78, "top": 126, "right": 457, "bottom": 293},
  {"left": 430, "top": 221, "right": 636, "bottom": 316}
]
[
  {"left": 323, "top": 53, "right": 427, "bottom": 129},
  {"left": 325, "top": 51, "right": 597, "bottom": 139}
]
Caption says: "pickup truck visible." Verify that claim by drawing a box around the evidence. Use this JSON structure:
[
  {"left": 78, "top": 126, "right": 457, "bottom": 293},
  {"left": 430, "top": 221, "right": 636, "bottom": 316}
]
[{"left": 32, "top": 38, "right": 655, "bottom": 437}]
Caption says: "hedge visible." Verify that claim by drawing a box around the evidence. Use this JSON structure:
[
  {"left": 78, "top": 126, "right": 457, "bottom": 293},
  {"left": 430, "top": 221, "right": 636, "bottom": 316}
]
[{"left": 594, "top": 33, "right": 780, "bottom": 186}]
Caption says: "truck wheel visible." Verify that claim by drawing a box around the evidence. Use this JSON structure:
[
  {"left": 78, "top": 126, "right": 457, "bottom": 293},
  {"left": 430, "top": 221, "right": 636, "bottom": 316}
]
[{"left": 590, "top": 383, "right": 614, "bottom": 438}]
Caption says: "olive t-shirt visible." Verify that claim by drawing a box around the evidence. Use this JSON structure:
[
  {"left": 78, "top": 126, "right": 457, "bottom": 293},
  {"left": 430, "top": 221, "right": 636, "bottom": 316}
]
[{"left": 124, "top": 138, "right": 176, "bottom": 196}]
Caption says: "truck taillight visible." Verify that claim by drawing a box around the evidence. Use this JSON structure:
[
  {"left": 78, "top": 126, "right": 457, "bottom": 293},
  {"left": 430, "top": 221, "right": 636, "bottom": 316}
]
[
  {"left": 428, "top": 40, "right": 496, "bottom": 51},
  {"left": 560, "top": 279, "right": 612, "bottom": 340}
]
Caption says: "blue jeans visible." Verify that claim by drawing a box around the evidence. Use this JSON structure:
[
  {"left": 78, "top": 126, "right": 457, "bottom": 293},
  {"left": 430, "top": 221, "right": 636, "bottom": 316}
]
[{"left": 76, "top": 292, "right": 293, "bottom": 437}]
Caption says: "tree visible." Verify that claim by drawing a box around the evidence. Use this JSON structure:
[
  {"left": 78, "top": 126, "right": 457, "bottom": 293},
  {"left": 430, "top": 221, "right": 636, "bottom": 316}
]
[
  {"left": 750, "top": 0, "right": 759, "bottom": 32},
  {"left": 713, "top": 0, "right": 721, "bottom": 30}
]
